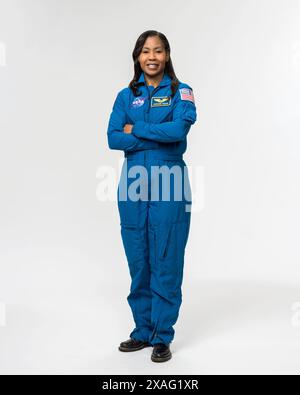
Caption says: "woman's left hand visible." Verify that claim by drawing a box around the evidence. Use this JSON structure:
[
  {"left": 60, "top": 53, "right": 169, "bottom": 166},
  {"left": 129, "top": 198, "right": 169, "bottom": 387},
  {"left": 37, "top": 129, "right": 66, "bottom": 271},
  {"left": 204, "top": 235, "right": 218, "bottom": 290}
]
[{"left": 123, "top": 124, "right": 133, "bottom": 134}]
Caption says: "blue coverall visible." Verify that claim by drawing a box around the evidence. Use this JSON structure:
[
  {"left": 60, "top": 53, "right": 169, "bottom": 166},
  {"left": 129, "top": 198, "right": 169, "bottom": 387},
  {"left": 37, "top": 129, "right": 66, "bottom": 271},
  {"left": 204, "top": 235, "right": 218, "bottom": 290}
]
[{"left": 107, "top": 71, "right": 197, "bottom": 346}]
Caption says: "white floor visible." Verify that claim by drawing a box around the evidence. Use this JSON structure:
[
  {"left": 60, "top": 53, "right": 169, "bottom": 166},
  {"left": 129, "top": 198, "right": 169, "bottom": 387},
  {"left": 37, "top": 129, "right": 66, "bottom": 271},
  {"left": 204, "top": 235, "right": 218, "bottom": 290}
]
[{"left": 0, "top": 257, "right": 300, "bottom": 375}]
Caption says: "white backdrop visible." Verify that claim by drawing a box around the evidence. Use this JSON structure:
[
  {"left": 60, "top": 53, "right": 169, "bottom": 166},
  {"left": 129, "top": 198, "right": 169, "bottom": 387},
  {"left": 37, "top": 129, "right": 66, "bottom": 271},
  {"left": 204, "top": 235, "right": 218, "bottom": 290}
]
[{"left": 0, "top": 0, "right": 300, "bottom": 374}]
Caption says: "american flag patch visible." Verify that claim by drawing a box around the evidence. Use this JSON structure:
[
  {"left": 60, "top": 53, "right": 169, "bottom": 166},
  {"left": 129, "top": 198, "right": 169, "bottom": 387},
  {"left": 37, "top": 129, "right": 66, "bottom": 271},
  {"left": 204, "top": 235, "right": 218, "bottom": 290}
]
[{"left": 179, "top": 88, "right": 195, "bottom": 103}]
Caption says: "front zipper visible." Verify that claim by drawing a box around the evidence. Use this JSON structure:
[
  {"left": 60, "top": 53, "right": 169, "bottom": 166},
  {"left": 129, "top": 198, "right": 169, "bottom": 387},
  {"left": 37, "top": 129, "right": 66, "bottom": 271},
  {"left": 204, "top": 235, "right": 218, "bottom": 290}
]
[{"left": 145, "top": 84, "right": 160, "bottom": 122}]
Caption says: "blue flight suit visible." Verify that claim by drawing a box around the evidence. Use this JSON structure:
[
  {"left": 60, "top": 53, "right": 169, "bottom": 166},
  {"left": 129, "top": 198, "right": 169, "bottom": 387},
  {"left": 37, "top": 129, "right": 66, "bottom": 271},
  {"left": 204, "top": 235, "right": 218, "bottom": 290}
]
[{"left": 107, "top": 71, "right": 197, "bottom": 346}]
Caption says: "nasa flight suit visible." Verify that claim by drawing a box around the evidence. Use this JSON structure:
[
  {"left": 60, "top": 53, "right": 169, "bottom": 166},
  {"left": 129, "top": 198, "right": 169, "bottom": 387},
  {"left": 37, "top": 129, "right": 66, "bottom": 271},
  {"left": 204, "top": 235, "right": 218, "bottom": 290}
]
[{"left": 107, "top": 71, "right": 197, "bottom": 346}]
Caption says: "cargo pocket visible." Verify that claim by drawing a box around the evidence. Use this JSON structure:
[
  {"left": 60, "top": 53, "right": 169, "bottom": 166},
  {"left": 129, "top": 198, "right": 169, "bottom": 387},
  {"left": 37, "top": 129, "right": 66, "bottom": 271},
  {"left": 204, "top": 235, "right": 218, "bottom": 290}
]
[
  {"left": 159, "top": 224, "right": 173, "bottom": 260},
  {"left": 148, "top": 225, "right": 157, "bottom": 269},
  {"left": 158, "top": 221, "right": 188, "bottom": 262},
  {"left": 120, "top": 224, "right": 142, "bottom": 268},
  {"left": 158, "top": 221, "right": 190, "bottom": 295}
]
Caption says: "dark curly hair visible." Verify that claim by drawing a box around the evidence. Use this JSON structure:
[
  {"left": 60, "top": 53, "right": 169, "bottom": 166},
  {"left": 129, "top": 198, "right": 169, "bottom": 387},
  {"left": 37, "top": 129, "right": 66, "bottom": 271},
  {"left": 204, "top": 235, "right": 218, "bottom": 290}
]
[{"left": 129, "top": 30, "right": 179, "bottom": 98}]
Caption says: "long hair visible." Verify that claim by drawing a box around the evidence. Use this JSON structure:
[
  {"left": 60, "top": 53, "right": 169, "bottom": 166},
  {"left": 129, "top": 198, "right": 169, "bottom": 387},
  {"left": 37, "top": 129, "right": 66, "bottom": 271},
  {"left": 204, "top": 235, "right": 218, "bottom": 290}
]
[{"left": 129, "top": 30, "right": 179, "bottom": 98}]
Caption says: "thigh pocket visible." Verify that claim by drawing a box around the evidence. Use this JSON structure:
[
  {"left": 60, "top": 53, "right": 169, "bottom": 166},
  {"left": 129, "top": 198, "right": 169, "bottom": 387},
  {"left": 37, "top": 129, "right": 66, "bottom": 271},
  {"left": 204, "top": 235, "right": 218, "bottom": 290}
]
[
  {"left": 159, "top": 224, "right": 173, "bottom": 260},
  {"left": 120, "top": 224, "right": 142, "bottom": 266},
  {"left": 157, "top": 221, "right": 190, "bottom": 295},
  {"left": 158, "top": 221, "right": 190, "bottom": 262}
]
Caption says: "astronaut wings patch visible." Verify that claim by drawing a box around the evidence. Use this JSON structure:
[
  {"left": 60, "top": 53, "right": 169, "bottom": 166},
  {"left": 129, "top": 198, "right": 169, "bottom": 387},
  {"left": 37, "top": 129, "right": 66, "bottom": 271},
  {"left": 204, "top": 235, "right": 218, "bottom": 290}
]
[{"left": 179, "top": 88, "right": 195, "bottom": 103}]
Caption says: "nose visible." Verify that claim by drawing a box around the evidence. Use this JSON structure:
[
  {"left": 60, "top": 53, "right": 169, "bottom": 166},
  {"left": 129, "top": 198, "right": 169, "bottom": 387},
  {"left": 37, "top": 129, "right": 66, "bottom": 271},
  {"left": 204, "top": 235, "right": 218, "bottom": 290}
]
[{"left": 147, "top": 52, "right": 158, "bottom": 61}]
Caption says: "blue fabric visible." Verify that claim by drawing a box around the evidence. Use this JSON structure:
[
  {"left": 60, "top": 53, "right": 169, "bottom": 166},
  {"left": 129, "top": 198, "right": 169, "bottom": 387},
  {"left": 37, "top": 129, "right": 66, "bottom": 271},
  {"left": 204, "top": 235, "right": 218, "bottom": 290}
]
[{"left": 107, "top": 72, "right": 197, "bottom": 345}]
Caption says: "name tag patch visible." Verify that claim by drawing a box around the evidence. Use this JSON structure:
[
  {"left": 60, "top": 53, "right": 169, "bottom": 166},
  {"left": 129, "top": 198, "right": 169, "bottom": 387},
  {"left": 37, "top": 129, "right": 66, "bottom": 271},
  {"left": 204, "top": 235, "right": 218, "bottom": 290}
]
[{"left": 151, "top": 96, "right": 172, "bottom": 107}]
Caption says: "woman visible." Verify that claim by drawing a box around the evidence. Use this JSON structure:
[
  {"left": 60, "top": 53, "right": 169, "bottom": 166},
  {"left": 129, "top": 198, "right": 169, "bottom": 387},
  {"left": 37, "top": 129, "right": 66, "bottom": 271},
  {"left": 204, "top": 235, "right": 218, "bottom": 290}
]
[{"left": 107, "top": 30, "right": 197, "bottom": 363}]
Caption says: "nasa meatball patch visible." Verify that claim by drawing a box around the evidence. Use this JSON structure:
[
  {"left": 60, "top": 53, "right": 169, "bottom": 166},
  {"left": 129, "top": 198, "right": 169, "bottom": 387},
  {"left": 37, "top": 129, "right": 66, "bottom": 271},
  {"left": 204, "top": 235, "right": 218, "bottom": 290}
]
[
  {"left": 179, "top": 88, "right": 195, "bottom": 103},
  {"left": 131, "top": 96, "right": 147, "bottom": 108}
]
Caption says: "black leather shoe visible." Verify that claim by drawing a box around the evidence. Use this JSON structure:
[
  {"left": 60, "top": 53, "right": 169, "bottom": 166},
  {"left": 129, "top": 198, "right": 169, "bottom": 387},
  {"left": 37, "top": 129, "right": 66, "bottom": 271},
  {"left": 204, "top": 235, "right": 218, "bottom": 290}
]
[
  {"left": 119, "top": 338, "right": 151, "bottom": 352},
  {"left": 151, "top": 343, "right": 172, "bottom": 362}
]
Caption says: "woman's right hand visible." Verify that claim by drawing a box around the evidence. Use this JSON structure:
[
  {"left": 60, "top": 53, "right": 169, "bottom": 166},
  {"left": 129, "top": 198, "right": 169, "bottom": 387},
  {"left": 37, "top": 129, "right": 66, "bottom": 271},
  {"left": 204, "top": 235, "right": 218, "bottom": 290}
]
[{"left": 123, "top": 124, "right": 133, "bottom": 134}]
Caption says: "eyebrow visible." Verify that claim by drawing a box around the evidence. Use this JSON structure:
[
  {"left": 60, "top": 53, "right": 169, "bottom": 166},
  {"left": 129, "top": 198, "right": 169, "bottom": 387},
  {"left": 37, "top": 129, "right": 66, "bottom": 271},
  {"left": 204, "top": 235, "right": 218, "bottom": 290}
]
[{"left": 143, "top": 46, "right": 163, "bottom": 50}]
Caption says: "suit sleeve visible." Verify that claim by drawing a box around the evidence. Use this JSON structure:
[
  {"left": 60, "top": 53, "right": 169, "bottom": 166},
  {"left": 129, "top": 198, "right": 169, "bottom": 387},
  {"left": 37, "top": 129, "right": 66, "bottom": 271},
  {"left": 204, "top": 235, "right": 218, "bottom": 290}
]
[
  {"left": 107, "top": 91, "right": 159, "bottom": 152},
  {"left": 131, "top": 87, "right": 197, "bottom": 143}
]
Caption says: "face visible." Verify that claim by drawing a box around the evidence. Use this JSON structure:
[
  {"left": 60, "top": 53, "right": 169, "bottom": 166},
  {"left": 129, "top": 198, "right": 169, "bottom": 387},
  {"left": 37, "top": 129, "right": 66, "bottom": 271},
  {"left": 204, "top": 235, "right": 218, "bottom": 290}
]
[{"left": 138, "top": 36, "right": 169, "bottom": 78}]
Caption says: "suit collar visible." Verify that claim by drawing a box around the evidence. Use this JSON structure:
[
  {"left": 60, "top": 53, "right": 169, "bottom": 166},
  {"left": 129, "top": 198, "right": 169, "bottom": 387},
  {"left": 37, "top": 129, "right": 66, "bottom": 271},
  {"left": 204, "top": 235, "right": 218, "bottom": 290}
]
[{"left": 137, "top": 71, "right": 172, "bottom": 88}]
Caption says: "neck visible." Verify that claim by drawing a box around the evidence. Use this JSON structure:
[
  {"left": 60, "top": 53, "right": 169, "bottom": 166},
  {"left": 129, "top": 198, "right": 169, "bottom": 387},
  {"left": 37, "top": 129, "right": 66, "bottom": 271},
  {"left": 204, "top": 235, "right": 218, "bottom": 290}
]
[{"left": 144, "top": 71, "right": 164, "bottom": 88}]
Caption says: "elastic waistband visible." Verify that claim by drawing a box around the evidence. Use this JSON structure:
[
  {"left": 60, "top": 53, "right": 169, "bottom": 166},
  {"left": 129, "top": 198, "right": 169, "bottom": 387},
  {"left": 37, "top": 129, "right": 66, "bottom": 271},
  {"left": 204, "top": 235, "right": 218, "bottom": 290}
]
[{"left": 124, "top": 150, "right": 183, "bottom": 161}]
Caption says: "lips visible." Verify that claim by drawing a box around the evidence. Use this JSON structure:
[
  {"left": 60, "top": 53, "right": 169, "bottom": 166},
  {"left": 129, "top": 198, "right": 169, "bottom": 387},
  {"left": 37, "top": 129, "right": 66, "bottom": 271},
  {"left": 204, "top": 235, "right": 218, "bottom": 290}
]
[{"left": 147, "top": 64, "right": 159, "bottom": 69}]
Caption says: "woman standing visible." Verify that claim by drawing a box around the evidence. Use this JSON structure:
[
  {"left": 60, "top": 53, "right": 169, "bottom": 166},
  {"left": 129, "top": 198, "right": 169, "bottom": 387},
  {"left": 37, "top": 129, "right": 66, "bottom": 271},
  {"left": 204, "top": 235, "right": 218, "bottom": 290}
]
[{"left": 107, "top": 30, "right": 197, "bottom": 363}]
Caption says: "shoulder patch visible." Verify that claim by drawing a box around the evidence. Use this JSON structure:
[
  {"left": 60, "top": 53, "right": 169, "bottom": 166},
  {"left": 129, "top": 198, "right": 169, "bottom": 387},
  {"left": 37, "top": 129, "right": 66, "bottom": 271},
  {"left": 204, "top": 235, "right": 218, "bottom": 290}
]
[{"left": 179, "top": 88, "right": 195, "bottom": 103}]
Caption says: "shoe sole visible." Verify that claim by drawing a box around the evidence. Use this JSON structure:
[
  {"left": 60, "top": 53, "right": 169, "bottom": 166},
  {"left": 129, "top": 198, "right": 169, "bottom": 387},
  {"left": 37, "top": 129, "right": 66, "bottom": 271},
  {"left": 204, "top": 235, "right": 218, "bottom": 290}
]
[
  {"left": 118, "top": 343, "right": 151, "bottom": 352},
  {"left": 151, "top": 353, "right": 172, "bottom": 363}
]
